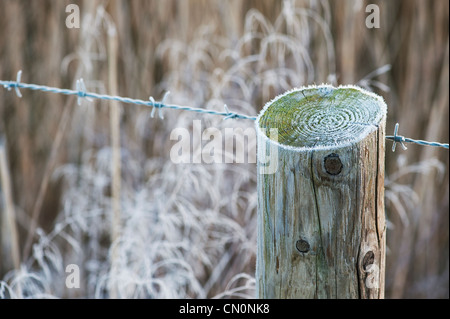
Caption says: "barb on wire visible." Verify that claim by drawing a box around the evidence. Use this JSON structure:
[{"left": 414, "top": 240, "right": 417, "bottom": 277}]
[
  {"left": 3, "top": 70, "right": 22, "bottom": 97},
  {"left": 386, "top": 123, "right": 449, "bottom": 152},
  {"left": 0, "top": 70, "right": 257, "bottom": 121},
  {"left": 76, "top": 78, "right": 93, "bottom": 105},
  {"left": 1, "top": 71, "right": 449, "bottom": 151}
]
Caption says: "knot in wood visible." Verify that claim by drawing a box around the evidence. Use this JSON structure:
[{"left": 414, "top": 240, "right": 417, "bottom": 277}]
[
  {"left": 363, "top": 251, "right": 375, "bottom": 270},
  {"left": 324, "top": 153, "right": 343, "bottom": 175},
  {"left": 296, "top": 239, "right": 310, "bottom": 253}
]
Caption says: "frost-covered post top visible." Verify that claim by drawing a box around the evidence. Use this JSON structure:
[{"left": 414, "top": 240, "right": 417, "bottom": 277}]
[{"left": 256, "top": 85, "right": 387, "bottom": 151}]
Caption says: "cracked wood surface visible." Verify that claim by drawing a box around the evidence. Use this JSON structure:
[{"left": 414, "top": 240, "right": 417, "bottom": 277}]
[{"left": 256, "top": 87, "right": 386, "bottom": 299}]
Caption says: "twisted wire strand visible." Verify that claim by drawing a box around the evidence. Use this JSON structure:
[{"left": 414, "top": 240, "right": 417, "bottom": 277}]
[
  {"left": 386, "top": 123, "right": 449, "bottom": 151},
  {"left": 1, "top": 71, "right": 449, "bottom": 151},
  {"left": 0, "top": 71, "right": 256, "bottom": 121}
]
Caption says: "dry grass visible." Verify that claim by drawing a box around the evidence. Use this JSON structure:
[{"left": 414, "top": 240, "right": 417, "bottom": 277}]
[{"left": 0, "top": 0, "right": 448, "bottom": 298}]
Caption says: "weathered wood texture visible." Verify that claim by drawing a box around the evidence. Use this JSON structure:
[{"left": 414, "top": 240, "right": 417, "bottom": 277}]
[
  {"left": 256, "top": 86, "right": 386, "bottom": 299},
  {"left": 0, "top": 141, "right": 21, "bottom": 273}
]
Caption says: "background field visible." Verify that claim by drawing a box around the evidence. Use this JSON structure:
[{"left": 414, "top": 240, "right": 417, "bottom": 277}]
[{"left": 0, "top": 0, "right": 448, "bottom": 298}]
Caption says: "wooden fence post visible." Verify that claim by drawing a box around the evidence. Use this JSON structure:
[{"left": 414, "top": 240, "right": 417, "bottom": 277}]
[{"left": 255, "top": 85, "right": 386, "bottom": 299}]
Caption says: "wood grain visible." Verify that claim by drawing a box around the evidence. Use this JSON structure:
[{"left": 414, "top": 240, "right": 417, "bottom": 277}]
[{"left": 256, "top": 86, "right": 386, "bottom": 298}]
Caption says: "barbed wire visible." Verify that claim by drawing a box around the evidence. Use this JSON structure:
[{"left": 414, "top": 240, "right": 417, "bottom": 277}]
[
  {"left": 386, "top": 123, "right": 448, "bottom": 151},
  {"left": 1, "top": 71, "right": 448, "bottom": 152},
  {"left": 0, "top": 71, "right": 256, "bottom": 121}
]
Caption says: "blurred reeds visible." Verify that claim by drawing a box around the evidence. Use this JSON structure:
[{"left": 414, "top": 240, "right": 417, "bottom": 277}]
[{"left": 0, "top": 0, "right": 448, "bottom": 298}]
